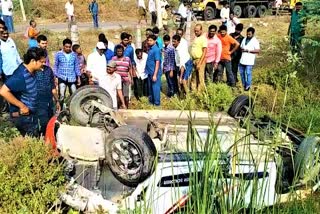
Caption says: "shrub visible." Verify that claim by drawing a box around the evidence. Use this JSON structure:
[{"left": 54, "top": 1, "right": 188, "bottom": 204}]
[{"left": 0, "top": 137, "right": 65, "bottom": 213}]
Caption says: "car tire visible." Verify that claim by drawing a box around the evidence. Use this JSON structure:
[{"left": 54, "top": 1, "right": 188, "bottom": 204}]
[
  {"left": 204, "top": 6, "right": 216, "bottom": 21},
  {"left": 257, "top": 5, "right": 268, "bottom": 17},
  {"left": 294, "top": 136, "right": 320, "bottom": 182},
  {"left": 233, "top": 5, "right": 242, "bottom": 18},
  {"left": 246, "top": 5, "right": 257, "bottom": 18},
  {"left": 69, "top": 85, "right": 113, "bottom": 125},
  {"left": 228, "top": 95, "right": 253, "bottom": 118},
  {"left": 105, "top": 125, "right": 157, "bottom": 187}
]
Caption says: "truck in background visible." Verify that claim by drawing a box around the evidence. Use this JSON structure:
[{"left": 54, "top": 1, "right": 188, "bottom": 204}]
[{"left": 191, "top": 0, "right": 273, "bottom": 20}]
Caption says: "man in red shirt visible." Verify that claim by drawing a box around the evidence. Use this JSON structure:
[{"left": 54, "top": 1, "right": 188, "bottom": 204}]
[{"left": 215, "top": 25, "right": 239, "bottom": 87}]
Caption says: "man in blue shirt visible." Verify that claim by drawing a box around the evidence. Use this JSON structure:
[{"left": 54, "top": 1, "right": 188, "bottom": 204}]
[
  {"left": 54, "top": 38, "right": 80, "bottom": 107},
  {"left": 146, "top": 35, "right": 161, "bottom": 106},
  {"left": 0, "top": 47, "right": 46, "bottom": 137},
  {"left": 36, "top": 63, "right": 60, "bottom": 136},
  {"left": 152, "top": 27, "right": 163, "bottom": 50},
  {"left": 89, "top": 0, "right": 99, "bottom": 28},
  {"left": 115, "top": 32, "right": 135, "bottom": 66}
]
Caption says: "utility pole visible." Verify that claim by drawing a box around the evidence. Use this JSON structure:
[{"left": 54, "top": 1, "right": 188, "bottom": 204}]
[
  {"left": 155, "top": 0, "right": 163, "bottom": 29},
  {"left": 19, "top": 0, "right": 27, "bottom": 22}
]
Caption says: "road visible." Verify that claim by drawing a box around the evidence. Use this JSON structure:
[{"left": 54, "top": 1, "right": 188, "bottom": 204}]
[{"left": 15, "top": 20, "right": 139, "bottom": 33}]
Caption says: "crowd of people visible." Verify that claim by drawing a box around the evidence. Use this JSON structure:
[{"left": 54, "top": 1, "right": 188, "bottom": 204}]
[{"left": 0, "top": 0, "right": 306, "bottom": 138}]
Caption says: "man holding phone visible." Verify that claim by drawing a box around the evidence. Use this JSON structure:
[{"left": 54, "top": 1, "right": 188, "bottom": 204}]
[{"left": 0, "top": 47, "right": 46, "bottom": 137}]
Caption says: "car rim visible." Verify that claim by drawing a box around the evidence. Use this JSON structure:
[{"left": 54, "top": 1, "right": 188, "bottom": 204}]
[
  {"left": 111, "top": 138, "right": 143, "bottom": 178},
  {"left": 206, "top": 9, "right": 213, "bottom": 19},
  {"left": 234, "top": 6, "right": 241, "bottom": 17}
]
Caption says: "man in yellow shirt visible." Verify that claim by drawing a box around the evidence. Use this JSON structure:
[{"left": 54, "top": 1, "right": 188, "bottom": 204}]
[{"left": 190, "top": 24, "right": 207, "bottom": 91}]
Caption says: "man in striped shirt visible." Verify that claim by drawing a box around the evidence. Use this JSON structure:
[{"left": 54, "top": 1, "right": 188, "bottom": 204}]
[
  {"left": 163, "top": 35, "right": 176, "bottom": 97},
  {"left": 54, "top": 38, "right": 81, "bottom": 107},
  {"left": 112, "top": 45, "right": 132, "bottom": 108}
]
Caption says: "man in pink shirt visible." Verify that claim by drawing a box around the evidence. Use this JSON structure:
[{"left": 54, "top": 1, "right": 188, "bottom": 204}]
[{"left": 205, "top": 25, "right": 222, "bottom": 83}]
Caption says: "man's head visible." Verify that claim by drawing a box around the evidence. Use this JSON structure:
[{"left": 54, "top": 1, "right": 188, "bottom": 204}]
[
  {"left": 165, "top": 5, "right": 170, "bottom": 11},
  {"left": 62, "top": 38, "right": 73, "bottom": 53},
  {"left": 219, "top": 25, "right": 228, "bottom": 37},
  {"left": 208, "top": 25, "right": 217, "bottom": 38},
  {"left": 172, "top": 34, "right": 181, "bottom": 48},
  {"left": 135, "top": 48, "right": 143, "bottom": 59},
  {"left": 115, "top": 44, "right": 124, "bottom": 57},
  {"left": 194, "top": 24, "right": 203, "bottom": 37},
  {"left": 246, "top": 27, "right": 255, "bottom": 39},
  {"left": 147, "top": 35, "right": 157, "bottom": 47},
  {"left": 1, "top": 26, "right": 9, "bottom": 41},
  {"left": 0, "top": 19, "right": 5, "bottom": 34},
  {"left": 107, "top": 60, "right": 117, "bottom": 74},
  {"left": 96, "top": 42, "right": 106, "bottom": 55},
  {"left": 229, "top": 12, "right": 235, "bottom": 19},
  {"left": 235, "top": 23, "right": 244, "bottom": 35},
  {"left": 23, "top": 47, "right": 46, "bottom": 72},
  {"left": 120, "top": 32, "right": 130, "bottom": 46},
  {"left": 98, "top": 33, "right": 108, "bottom": 49},
  {"left": 72, "top": 44, "right": 82, "bottom": 54},
  {"left": 37, "top": 35, "right": 48, "bottom": 50},
  {"left": 69, "top": 0, "right": 73, "bottom": 3},
  {"left": 152, "top": 27, "right": 160, "bottom": 38},
  {"left": 224, "top": 2, "right": 229, "bottom": 8},
  {"left": 145, "top": 28, "right": 153, "bottom": 39},
  {"left": 128, "top": 34, "right": 133, "bottom": 44},
  {"left": 176, "top": 28, "right": 184, "bottom": 37},
  {"left": 29, "top": 20, "right": 36, "bottom": 27},
  {"left": 163, "top": 35, "right": 171, "bottom": 47},
  {"left": 295, "top": 2, "right": 303, "bottom": 12}
]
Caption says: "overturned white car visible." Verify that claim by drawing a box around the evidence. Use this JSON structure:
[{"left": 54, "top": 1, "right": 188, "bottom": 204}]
[{"left": 45, "top": 86, "right": 320, "bottom": 213}]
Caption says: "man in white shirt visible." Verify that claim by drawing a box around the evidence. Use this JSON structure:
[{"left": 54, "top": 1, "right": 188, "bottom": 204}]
[
  {"left": 220, "top": 2, "right": 230, "bottom": 26},
  {"left": 99, "top": 61, "right": 127, "bottom": 110},
  {"left": 275, "top": 0, "right": 282, "bottom": 16},
  {"left": 65, "top": 0, "right": 75, "bottom": 31},
  {"left": 239, "top": 27, "right": 260, "bottom": 91},
  {"left": 0, "top": 26, "right": 22, "bottom": 80},
  {"left": 86, "top": 42, "right": 107, "bottom": 85},
  {"left": 178, "top": 1, "right": 188, "bottom": 30},
  {"left": 148, "top": 0, "right": 157, "bottom": 26},
  {"left": 133, "top": 48, "right": 148, "bottom": 99},
  {"left": 133, "top": 48, "right": 148, "bottom": 100},
  {"left": 2, "top": 0, "right": 14, "bottom": 33},
  {"left": 172, "top": 34, "right": 193, "bottom": 95},
  {"left": 138, "top": 0, "right": 147, "bottom": 24},
  {"left": 176, "top": 28, "right": 189, "bottom": 50},
  {"left": 227, "top": 12, "right": 240, "bottom": 34}
]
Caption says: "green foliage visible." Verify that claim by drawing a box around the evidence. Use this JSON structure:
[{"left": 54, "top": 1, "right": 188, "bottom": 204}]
[
  {"left": 0, "top": 117, "right": 20, "bottom": 142},
  {"left": 0, "top": 137, "right": 65, "bottom": 213},
  {"left": 197, "top": 83, "right": 235, "bottom": 112}
]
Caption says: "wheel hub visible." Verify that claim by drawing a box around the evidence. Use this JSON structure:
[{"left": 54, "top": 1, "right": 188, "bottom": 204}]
[{"left": 111, "top": 139, "right": 142, "bottom": 176}]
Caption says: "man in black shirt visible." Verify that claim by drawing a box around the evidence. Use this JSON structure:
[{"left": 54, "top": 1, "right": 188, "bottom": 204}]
[{"left": 230, "top": 23, "right": 244, "bottom": 83}]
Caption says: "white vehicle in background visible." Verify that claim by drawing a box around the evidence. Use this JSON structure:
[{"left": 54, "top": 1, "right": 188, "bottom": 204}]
[{"left": 45, "top": 86, "right": 320, "bottom": 213}]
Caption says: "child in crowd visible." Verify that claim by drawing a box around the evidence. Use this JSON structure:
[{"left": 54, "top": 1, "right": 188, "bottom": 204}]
[{"left": 72, "top": 44, "right": 90, "bottom": 86}]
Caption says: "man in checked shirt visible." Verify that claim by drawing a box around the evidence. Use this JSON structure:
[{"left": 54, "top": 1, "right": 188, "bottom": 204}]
[
  {"left": 163, "top": 35, "right": 176, "bottom": 98},
  {"left": 54, "top": 38, "right": 81, "bottom": 108}
]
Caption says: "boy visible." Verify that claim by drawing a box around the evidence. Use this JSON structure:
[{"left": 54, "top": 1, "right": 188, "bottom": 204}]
[
  {"left": 163, "top": 35, "right": 176, "bottom": 97},
  {"left": 72, "top": 44, "right": 89, "bottom": 87}
]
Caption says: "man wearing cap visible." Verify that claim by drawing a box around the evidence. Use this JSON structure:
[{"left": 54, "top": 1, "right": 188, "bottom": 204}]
[
  {"left": 86, "top": 41, "right": 107, "bottom": 85},
  {"left": 99, "top": 61, "right": 127, "bottom": 110}
]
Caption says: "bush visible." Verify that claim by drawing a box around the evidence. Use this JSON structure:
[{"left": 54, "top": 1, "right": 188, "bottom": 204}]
[{"left": 0, "top": 137, "right": 65, "bottom": 213}]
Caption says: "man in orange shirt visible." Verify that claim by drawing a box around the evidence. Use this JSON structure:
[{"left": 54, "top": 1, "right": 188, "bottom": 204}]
[{"left": 215, "top": 25, "right": 239, "bottom": 87}]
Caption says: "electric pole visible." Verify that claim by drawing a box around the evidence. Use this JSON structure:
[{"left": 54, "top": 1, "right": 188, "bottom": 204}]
[{"left": 19, "top": 0, "right": 27, "bottom": 21}]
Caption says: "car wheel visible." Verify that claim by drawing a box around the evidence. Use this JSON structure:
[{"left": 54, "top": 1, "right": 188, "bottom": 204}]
[
  {"left": 105, "top": 125, "right": 157, "bottom": 187},
  {"left": 247, "top": 5, "right": 257, "bottom": 18},
  {"left": 294, "top": 136, "right": 320, "bottom": 183},
  {"left": 69, "top": 85, "right": 113, "bottom": 125},
  {"left": 228, "top": 95, "right": 253, "bottom": 119},
  {"left": 257, "top": 5, "right": 268, "bottom": 17},
  {"left": 233, "top": 5, "right": 242, "bottom": 18},
  {"left": 204, "top": 6, "right": 216, "bottom": 21}
]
